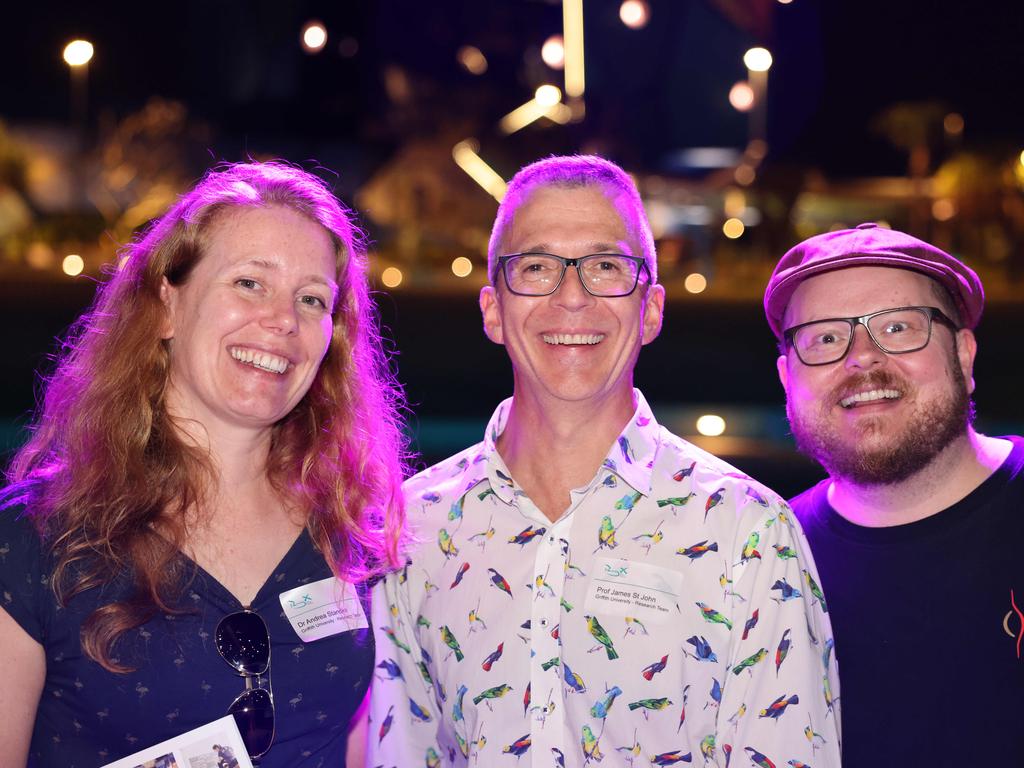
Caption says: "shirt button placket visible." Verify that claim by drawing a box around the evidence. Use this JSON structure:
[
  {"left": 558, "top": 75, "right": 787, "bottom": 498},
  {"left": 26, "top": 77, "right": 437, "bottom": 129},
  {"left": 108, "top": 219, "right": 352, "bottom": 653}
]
[{"left": 529, "top": 516, "right": 570, "bottom": 760}]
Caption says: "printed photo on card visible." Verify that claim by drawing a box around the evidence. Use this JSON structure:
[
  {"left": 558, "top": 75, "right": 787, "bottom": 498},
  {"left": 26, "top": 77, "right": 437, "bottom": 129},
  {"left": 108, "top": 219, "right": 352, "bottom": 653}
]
[{"left": 100, "top": 715, "right": 253, "bottom": 768}]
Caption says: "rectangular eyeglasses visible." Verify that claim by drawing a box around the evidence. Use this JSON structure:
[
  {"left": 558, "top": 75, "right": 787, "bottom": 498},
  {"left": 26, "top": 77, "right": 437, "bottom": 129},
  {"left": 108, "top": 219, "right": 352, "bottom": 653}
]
[
  {"left": 497, "top": 252, "right": 650, "bottom": 297},
  {"left": 783, "top": 305, "right": 959, "bottom": 366}
]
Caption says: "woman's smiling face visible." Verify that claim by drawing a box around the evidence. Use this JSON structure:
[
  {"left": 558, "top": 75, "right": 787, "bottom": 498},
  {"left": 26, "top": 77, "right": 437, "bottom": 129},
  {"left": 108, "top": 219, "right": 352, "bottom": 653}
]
[{"left": 161, "top": 204, "right": 340, "bottom": 437}]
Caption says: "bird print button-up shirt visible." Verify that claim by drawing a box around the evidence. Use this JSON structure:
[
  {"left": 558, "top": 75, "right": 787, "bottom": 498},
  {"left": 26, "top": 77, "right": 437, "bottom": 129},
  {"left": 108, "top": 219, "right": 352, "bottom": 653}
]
[{"left": 369, "top": 391, "right": 840, "bottom": 768}]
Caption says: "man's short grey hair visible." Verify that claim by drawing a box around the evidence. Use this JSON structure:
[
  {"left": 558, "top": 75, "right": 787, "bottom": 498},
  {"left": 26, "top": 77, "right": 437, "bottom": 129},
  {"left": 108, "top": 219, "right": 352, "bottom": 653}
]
[{"left": 487, "top": 154, "right": 657, "bottom": 285}]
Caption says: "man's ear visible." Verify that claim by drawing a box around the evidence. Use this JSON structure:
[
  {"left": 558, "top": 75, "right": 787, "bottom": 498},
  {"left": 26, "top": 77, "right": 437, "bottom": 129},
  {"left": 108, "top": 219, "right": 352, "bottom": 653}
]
[
  {"left": 159, "top": 277, "right": 177, "bottom": 341},
  {"left": 955, "top": 328, "right": 977, "bottom": 394},
  {"left": 479, "top": 285, "right": 504, "bottom": 345},
  {"left": 641, "top": 284, "right": 665, "bottom": 345},
  {"left": 776, "top": 354, "right": 789, "bottom": 390}
]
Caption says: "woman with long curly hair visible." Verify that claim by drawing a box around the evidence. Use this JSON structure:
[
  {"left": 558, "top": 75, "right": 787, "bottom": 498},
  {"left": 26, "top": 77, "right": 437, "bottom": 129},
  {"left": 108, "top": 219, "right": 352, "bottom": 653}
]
[{"left": 0, "top": 162, "right": 408, "bottom": 766}]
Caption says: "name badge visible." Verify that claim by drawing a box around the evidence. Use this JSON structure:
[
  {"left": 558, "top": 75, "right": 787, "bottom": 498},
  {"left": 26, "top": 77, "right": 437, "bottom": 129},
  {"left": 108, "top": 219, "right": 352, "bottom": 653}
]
[
  {"left": 583, "top": 556, "right": 683, "bottom": 623},
  {"left": 278, "top": 576, "right": 368, "bottom": 643}
]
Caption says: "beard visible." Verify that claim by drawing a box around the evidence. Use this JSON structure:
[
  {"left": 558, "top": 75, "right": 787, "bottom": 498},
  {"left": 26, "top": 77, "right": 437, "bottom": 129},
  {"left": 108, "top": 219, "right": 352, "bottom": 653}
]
[{"left": 787, "top": 362, "right": 973, "bottom": 487}]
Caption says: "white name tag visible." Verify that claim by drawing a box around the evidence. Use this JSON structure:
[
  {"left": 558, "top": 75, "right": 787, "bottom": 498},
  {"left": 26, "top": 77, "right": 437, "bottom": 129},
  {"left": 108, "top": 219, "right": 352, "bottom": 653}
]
[
  {"left": 278, "top": 576, "right": 368, "bottom": 643},
  {"left": 583, "top": 557, "right": 683, "bottom": 623}
]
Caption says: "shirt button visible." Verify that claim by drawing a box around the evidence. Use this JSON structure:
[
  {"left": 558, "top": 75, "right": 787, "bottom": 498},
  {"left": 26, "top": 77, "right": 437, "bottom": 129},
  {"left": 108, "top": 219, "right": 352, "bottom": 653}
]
[{"left": 540, "top": 618, "right": 548, "bottom": 626}]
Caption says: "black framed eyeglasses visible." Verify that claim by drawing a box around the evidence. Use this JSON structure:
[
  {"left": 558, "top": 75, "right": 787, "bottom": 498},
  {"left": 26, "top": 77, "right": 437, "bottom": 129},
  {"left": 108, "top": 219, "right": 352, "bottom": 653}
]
[
  {"left": 216, "top": 609, "right": 275, "bottom": 759},
  {"left": 497, "top": 252, "right": 650, "bottom": 297},
  {"left": 783, "top": 305, "right": 959, "bottom": 366}
]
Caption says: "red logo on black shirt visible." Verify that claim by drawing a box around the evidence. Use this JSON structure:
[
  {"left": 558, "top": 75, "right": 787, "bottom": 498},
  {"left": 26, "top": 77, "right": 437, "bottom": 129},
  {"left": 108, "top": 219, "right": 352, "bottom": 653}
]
[{"left": 1003, "top": 589, "right": 1024, "bottom": 658}]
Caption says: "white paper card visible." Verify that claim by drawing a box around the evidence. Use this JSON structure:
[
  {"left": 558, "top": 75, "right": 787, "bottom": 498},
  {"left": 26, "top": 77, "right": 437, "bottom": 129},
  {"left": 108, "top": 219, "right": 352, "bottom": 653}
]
[
  {"left": 583, "top": 556, "right": 683, "bottom": 623},
  {"left": 100, "top": 714, "right": 253, "bottom": 768},
  {"left": 278, "top": 575, "right": 368, "bottom": 642}
]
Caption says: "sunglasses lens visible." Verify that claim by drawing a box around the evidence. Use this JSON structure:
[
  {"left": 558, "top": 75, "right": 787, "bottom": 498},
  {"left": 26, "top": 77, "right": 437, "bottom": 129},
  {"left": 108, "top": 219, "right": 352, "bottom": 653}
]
[
  {"left": 216, "top": 611, "right": 270, "bottom": 675},
  {"left": 228, "top": 688, "right": 275, "bottom": 758}
]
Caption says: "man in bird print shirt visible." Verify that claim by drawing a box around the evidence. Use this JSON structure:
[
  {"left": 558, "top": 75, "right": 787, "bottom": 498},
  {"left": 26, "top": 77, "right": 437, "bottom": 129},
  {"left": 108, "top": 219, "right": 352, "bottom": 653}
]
[{"left": 368, "top": 155, "right": 841, "bottom": 767}]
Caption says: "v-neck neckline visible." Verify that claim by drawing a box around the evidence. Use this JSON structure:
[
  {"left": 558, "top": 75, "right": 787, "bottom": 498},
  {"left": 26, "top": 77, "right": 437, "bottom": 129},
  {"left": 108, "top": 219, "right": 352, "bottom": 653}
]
[{"left": 184, "top": 528, "right": 311, "bottom": 611}]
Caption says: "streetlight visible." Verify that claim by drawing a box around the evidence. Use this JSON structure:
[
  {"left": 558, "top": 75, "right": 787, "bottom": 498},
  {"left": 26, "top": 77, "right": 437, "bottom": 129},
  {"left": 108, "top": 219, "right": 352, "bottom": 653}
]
[
  {"left": 743, "top": 47, "right": 772, "bottom": 144},
  {"left": 63, "top": 40, "right": 94, "bottom": 67},
  {"left": 743, "top": 47, "right": 773, "bottom": 72},
  {"left": 63, "top": 39, "right": 94, "bottom": 135}
]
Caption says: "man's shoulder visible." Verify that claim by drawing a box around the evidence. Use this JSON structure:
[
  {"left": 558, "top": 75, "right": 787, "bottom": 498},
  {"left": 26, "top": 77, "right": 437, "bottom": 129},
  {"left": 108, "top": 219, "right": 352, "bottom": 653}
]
[
  {"left": 655, "top": 426, "right": 785, "bottom": 504},
  {"left": 786, "top": 479, "right": 831, "bottom": 526},
  {"left": 1001, "top": 435, "right": 1024, "bottom": 479},
  {"left": 403, "top": 441, "right": 489, "bottom": 502}
]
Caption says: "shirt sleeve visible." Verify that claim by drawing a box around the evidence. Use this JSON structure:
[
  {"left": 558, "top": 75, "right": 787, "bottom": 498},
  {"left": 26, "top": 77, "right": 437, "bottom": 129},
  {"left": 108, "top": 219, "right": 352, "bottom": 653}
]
[
  {"left": 0, "top": 505, "right": 51, "bottom": 644},
  {"left": 713, "top": 497, "right": 842, "bottom": 768},
  {"left": 367, "top": 566, "right": 443, "bottom": 767}
]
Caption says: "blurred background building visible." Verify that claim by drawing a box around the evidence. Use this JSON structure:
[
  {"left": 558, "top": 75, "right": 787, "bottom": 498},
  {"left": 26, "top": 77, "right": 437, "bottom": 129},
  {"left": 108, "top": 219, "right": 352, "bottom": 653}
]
[{"left": 1, "top": 0, "right": 1022, "bottom": 495}]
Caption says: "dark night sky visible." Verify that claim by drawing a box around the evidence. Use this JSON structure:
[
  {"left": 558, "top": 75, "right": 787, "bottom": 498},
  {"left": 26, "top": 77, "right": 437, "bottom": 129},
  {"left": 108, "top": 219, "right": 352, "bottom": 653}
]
[{"left": 2, "top": 0, "right": 1023, "bottom": 181}]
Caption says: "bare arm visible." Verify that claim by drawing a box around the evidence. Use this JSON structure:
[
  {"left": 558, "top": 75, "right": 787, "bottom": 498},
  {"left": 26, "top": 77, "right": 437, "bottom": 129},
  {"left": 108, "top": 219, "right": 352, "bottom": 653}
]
[{"left": 0, "top": 605, "right": 45, "bottom": 765}]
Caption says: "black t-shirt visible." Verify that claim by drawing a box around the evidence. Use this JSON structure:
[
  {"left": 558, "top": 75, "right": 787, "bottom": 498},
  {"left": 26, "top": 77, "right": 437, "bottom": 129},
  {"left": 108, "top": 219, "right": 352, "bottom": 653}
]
[{"left": 791, "top": 436, "right": 1024, "bottom": 766}]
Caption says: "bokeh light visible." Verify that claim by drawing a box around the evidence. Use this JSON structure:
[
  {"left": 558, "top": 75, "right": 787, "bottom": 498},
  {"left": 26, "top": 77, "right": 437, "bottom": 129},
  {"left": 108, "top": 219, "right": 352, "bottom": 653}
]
[
  {"left": 743, "top": 47, "right": 773, "bottom": 72},
  {"left": 619, "top": 0, "right": 650, "bottom": 29},
  {"left": 62, "top": 254, "right": 84, "bottom": 276},
  {"left": 722, "top": 218, "right": 745, "bottom": 239},
  {"left": 301, "top": 22, "right": 327, "bottom": 53},
  {"left": 381, "top": 267, "right": 403, "bottom": 288},
  {"left": 63, "top": 40, "right": 94, "bottom": 67},
  {"left": 541, "top": 35, "right": 565, "bottom": 69},
  {"left": 534, "top": 84, "right": 562, "bottom": 107},
  {"left": 25, "top": 242, "right": 55, "bottom": 270},
  {"left": 943, "top": 112, "right": 964, "bottom": 136},
  {"left": 724, "top": 189, "right": 746, "bottom": 218},
  {"left": 696, "top": 414, "right": 726, "bottom": 437},
  {"left": 746, "top": 139, "right": 768, "bottom": 160},
  {"left": 734, "top": 164, "right": 756, "bottom": 186},
  {"left": 729, "top": 81, "right": 755, "bottom": 112},
  {"left": 932, "top": 198, "right": 956, "bottom": 221},
  {"left": 684, "top": 273, "right": 707, "bottom": 294},
  {"left": 457, "top": 45, "right": 488, "bottom": 75},
  {"left": 451, "top": 257, "right": 473, "bottom": 277}
]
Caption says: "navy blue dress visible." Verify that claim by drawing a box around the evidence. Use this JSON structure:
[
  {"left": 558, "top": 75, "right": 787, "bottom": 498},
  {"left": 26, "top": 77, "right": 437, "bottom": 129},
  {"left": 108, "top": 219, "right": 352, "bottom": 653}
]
[{"left": 0, "top": 507, "right": 372, "bottom": 768}]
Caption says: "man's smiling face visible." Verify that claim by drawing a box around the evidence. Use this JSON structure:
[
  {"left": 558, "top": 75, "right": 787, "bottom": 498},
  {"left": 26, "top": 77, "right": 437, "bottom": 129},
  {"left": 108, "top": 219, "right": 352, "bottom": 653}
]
[
  {"left": 778, "top": 266, "right": 976, "bottom": 485},
  {"left": 479, "top": 184, "right": 663, "bottom": 410}
]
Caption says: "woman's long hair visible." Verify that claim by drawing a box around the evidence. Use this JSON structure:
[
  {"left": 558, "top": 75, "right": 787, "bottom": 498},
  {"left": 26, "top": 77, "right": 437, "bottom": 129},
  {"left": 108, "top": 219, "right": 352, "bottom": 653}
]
[{"left": 3, "top": 162, "right": 409, "bottom": 671}]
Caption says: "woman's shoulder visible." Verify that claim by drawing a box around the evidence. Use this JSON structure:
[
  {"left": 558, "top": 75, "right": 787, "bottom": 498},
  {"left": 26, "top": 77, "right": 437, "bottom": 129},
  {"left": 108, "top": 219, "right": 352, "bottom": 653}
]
[
  {"left": 0, "top": 500, "right": 57, "bottom": 644},
  {"left": 0, "top": 501, "right": 45, "bottom": 555}
]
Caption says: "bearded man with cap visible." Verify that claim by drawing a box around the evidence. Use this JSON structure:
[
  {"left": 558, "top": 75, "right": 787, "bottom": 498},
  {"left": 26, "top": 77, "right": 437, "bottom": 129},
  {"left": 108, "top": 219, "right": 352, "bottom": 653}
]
[{"left": 765, "top": 222, "right": 1024, "bottom": 764}]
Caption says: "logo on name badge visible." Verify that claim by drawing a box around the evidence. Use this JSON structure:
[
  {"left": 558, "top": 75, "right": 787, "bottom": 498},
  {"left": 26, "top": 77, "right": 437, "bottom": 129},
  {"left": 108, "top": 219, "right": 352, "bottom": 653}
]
[{"left": 286, "top": 594, "right": 313, "bottom": 609}]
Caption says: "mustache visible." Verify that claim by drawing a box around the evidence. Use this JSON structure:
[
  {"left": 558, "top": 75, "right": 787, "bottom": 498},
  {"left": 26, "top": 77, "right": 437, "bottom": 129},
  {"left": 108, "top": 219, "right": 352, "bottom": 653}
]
[{"left": 828, "top": 369, "right": 909, "bottom": 404}]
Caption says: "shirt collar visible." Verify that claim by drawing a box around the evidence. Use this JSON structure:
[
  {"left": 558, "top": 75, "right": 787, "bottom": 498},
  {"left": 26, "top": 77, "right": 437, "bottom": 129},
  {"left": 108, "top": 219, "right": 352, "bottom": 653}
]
[
  {"left": 602, "top": 389, "right": 659, "bottom": 496},
  {"left": 481, "top": 389, "right": 661, "bottom": 504}
]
